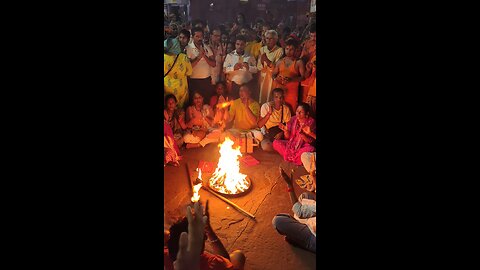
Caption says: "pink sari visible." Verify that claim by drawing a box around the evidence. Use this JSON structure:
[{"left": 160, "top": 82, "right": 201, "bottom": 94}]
[
  {"left": 273, "top": 116, "right": 315, "bottom": 165},
  {"left": 164, "top": 121, "right": 180, "bottom": 166}
]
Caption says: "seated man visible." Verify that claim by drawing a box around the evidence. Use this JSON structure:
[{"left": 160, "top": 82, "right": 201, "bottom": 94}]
[
  {"left": 272, "top": 168, "right": 316, "bottom": 253},
  {"left": 257, "top": 88, "right": 291, "bottom": 151},
  {"left": 164, "top": 202, "right": 246, "bottom": 270},
  {"left": 225, "top": 85, "right": 263, "bottom": 143}
]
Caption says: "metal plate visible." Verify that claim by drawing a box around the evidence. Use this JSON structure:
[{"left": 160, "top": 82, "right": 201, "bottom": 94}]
[{"left": 208, "top": 176, "right": 253, "bottom": 197}]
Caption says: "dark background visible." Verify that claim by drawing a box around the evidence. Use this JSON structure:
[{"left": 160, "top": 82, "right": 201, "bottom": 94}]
[{"left": 5, "top": 1, "right": 467, "bottom": 269}]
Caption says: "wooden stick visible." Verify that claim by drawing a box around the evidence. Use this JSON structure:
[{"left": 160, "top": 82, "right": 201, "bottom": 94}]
[
  {"left": 186, "top": 163, "right": 193, "bottom": 191},
  {"left": 201, "top": 186, "right": 256, "bottom": 220}
]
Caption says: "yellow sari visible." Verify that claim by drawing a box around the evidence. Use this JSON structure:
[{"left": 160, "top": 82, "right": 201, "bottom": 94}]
[{"left": 164, "top": 53, "right": 192, "bottom": 109}]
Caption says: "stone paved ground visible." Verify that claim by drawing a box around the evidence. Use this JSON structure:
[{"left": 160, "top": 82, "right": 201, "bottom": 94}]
[{"left": 164, "top": 143, "right": 316, "bottom": 270}]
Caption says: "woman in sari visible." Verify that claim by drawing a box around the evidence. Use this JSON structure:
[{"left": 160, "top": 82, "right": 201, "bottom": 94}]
[
  {"left": 164, "top": 121, "right": 180, "bottom": 167},
  {"left": 183, "top": 91, "right": 223, "bottom": 149},
  {"left": 273, "top": 103, "right": 315, "bottom": 165},
  {"left": 164, "top": 94, "right": 187, "bottom": 147},
  {"left": 164, "top": 37, "right": 192, "bottom": 109}
]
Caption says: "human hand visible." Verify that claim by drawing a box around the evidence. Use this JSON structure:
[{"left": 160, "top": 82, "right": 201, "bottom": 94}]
[
  {"left": 198, "top": 48, "right": 205, "bottom": 58},
  {"left": 242, "top": 62, "right": 249, "bottom": 70},
  {"left": 261, "top": 53, "right": 268, "bottom": 64},
  {"left": 302, "top": 125, "right": 312, "bottom": 136},
  {"left": 306, "top": 61, "right": 313, "bottom": 71},
  {"left": 173, "top": 202, "right": 207, "bottom": 270},
  {"left": 274, "top": 131, "right": 283, "bottom": 140},
  {"left": 276, "top": 76, "right": 287, "bottom": 85},
  {"left": 234, "top": 63, "right": 243, "bottom": 70},
  {"left": 204, "top": 200, "right": 212, "bottom": 232},
  {"left": 164, "top": 110, "right": 170, "bottom": 121},
  {"left": 267, "top": 104, "right": 274, "bottom": 115}
]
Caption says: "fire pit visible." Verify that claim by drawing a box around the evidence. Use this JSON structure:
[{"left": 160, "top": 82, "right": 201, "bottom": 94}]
[
  {"left": 189, "top": 137, "right": 256, "bottom": 219},
  {"left": 208, "top": 137, "right": 252, "bottom": 196}
]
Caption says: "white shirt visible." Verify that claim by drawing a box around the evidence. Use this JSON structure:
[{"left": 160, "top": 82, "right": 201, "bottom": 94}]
[
  {"left": 223, "top": 50, "right": 257, "bottom": 85},
  {"left": 186, "top": 42, "right": 214, "bottom": 79},
  {"left": 259, "top": 102, "right": 292, "bottom": 132},
  {"left": 210, "top": 43, "right": 226, "bottom": 85}
]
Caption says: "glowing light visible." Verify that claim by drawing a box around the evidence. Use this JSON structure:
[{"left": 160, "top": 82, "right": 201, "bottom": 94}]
[{"left": 216, "top": 101, "right": 233, "bottom": 109}]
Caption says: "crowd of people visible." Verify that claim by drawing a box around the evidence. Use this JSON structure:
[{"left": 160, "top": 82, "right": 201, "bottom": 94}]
[
  {"left": 164, "top": 12, "right": 317, "bottom": 162},
  {"left": 164, "top": 12, "right": 317, "bottom": 269}
]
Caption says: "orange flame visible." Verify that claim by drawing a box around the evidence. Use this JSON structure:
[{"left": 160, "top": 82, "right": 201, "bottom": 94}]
[
  {"left": 191, "top": 168, "right": 202, "bottom": 202},
  {"left": 216, "top": 101, "right": 233, "bottom": 109},
  {"left": 209, "top": 137, "right": 250, "bottom": 194}
]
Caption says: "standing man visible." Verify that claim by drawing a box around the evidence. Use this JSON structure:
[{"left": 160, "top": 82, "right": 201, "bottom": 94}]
[
  {"left": 300, "top": 23, "right": 316, "bottom": 105},
  {"left": 186, "top": 27, "right": 216, "bottom": 105},
  {"left": 257, "top": 30, "right": 284, "bottom": 105},
  {"left": 177, "top": 29, "right": 190, "bottom": 54},
  {"left": 209, "top": 27, "right": 226, "bottom": 86},
  {"left": 300, "top": 23, "right": 316, "bottom": 64},
  {"left": 223, "top": 35, "right": 257, "bottom": 99},
  {"left": 243, "top": 26, "right": 262, "bottom": 63}
]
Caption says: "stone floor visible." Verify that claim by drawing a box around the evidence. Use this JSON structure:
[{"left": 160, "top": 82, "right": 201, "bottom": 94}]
[{"left": 164, "top": 143, "right": 316, "bottom": 270}]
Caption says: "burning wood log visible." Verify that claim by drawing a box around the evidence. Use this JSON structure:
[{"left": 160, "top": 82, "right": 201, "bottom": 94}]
[
  {"left": 187, "top": 167, "right": 255, "bottom": 219},
  {"left": 201, "top": 185, "right": 256, "bottom": 220},
  {"left": 186, "top": 163, "right": 194, "bottom": 191}
]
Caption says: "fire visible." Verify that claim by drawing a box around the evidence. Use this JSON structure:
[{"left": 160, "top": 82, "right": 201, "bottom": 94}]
[
  {"left": 209, "top": 137, "right": 250, "bottom": 194},
  {"left": 216, "top": 101, "right": 233, "bottom": 109},
  {"left": 191, "top": 168, "right": 202, "bottom": 202}
]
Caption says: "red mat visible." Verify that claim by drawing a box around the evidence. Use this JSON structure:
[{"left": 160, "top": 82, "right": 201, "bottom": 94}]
[
  {"left": 197, "top": 161, "right": 217, "bottom": 174},
  {"left": 239, "top": 155, "right": 260, "bottom": 166}
]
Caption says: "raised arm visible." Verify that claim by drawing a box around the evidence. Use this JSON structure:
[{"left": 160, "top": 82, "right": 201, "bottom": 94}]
[
  {"left": 203, "top": 45, "right": 216, "bottom": 67},
  {"left": 204, "top": 200, "right": 230, "bottom": 260},
  {"left": 257, "top": 103, "right": 272, "bottom": 128}
]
